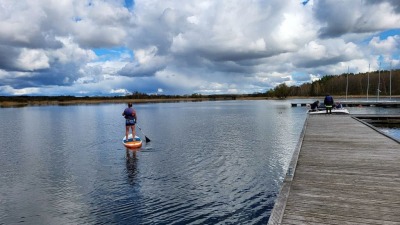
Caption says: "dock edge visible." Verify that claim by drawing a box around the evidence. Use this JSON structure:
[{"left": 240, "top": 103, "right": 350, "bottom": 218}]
[{"left": 267, "top": 115, "right": 309, "bottom": 225}]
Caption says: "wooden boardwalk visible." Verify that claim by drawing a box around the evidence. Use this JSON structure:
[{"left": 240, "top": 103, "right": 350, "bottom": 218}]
[
  {"left": 291, "top": 101, "right": 400, "bottom": 108},
  {"left": 268, "top": 115, "right": 400, "bottom": 225}
]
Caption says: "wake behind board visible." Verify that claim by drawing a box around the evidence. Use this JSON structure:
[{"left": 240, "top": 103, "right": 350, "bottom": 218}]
[{"left": 122, "top": 134, "right": 143, "bottom": 149}]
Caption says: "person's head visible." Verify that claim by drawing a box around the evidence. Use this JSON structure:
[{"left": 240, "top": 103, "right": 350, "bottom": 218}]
[{"left": 128, "top": 103, "right": 132, "bottom": 107}]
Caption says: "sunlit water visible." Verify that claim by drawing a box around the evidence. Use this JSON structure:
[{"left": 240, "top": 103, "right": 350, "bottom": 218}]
[{"left": 0, "top": 99, "right": 398, "bottom": 224}]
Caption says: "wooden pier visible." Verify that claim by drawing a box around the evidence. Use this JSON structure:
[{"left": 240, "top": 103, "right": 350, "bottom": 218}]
[
  {"left": 268, "top": 114, "right": 400, "bottom": 225},
  {"left": 291, "top": 101, "right": 400, "bottom": 108}
]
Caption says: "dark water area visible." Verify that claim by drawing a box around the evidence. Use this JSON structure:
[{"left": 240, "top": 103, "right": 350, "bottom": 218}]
[
  {"left": 371, "top": 124, "right": 400, "bottom": 141},
  {"left": 337, "top": 98, "right": 400, "bottom": 141},
  {"left": 0, "top": 99, "right": 398, "bottom": 224}
]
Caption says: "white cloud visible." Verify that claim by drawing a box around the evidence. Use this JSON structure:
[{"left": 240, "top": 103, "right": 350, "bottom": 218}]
[
  {"left": 51, "top": 37, "right": 97, "bottom": 64},
  {"left": 110, "top": 88, "right": 129, "bottom": 95},
  {"left": 0, "top": 85, "right": 41, "bottom": 95},
  {"left": 369, "top": 35, "right": 400, "bottom": 55},
  {"left": 315, "top": 1, "right": 400, "bottom": 37},
  {"left": 118, "top": 46, "right": 168, "bottom": 77},
  {"left": 1, "top": 0, "right": 400, "bottom": 95},
  {"left": 15, "top": 49, "right": 50, "bottom": 71}
]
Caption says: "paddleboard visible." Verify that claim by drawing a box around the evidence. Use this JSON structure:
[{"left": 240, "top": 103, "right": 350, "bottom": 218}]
[{"left": 122, "top": 134, "right": 143, "bottom": 149}]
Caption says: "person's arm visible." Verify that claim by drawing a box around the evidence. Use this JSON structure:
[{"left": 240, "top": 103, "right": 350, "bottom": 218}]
[{"left": 133, "top": 110, "right": 137, "bottom": 122}]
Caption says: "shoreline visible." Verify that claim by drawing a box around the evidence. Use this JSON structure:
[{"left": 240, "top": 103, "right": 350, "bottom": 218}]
[
  {"left": 1, "top": 95, "right": 399, "bottom": 107},
  {"left": 0, "top": 97, "right": 264, "bottom": 107}
]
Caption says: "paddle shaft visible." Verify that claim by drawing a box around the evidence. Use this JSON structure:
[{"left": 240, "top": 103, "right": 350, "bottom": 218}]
[{"left": 136, "top": 124, "right": 151, "bottom": 142}]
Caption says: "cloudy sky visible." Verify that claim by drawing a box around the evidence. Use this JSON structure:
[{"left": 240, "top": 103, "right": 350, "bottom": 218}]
[{"left": 0, "top": 0, "right": 400, "bottom": 96}]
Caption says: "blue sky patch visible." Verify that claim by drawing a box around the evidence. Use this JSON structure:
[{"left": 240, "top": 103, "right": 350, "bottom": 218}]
[
  {"left": 302, "top": 0, "right": 310, "bottom": 6},
  {"left": 124, "top": 0, "right": 134, "bottom": 9},
  {"left": 93, "top": 47, "right": 133, "bottom": 62},
  {"left": 378, "top": 29, "right": 400, "bottom": 39},
  {"left": 362, "top": 28, "right": 400, "bottom": 44}
]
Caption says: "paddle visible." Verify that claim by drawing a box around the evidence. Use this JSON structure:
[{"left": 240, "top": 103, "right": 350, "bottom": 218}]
[{"left": 136, "top": 124, "right": 151, "bottom": 142}]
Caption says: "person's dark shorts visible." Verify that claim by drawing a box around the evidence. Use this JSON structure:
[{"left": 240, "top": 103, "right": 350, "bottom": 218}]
[{"left": 125, "top": 119, "right": 136, "bottom": 126}]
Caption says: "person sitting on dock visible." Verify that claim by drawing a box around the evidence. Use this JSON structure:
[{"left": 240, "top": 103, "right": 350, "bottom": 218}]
[
  {"left": 324, "top": 94, "right": 334, "bottom": 114},
  {"left": 310, "top": 100, "right": 319, "bottom": 111},
  {"left": 334, "top": 102, "right": 342, "bottom": 109}
]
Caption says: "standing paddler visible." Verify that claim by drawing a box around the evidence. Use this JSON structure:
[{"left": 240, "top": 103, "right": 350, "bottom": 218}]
[{"left": 122, "top": 103, "right": 137, "bottom": 142}]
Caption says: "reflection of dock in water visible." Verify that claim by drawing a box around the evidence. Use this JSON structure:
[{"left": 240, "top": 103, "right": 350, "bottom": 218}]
[{"left": 268, "top": 114, "right": 400, "bottom": 224}]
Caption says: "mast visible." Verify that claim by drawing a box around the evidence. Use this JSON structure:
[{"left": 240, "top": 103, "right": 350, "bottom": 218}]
[
  {"left": 377, "top": 62, "right": 381, "bottom": 102},
  {"left": 367, "top": 64, "right": 370, "bottom": 101},
  {"left": 346, "top": 66, "right": 349, "bottom": 101},
  {"left": 390, "top": 61, "right": 392, "bottom": 100}
]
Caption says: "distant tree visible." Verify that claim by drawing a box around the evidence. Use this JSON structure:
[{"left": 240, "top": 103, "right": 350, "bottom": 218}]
[
  {"left": 190, "top": 93, "right": 202, "bottom": 98},
  {"left": 267, "top": 69, "right": 400, "bottom": 97},
  {"left": 265, "top": 89, "right": 275, "bottom": 97},
  {"left": 274, "top": 83, "right": 290, "bottom": 98}
]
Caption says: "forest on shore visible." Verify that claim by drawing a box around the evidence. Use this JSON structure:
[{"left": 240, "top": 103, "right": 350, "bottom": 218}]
[
  {"left": 267, "top": 69, "right": 400, "bottom": 98},
  {"left": 1, "top": 69, "right": 399, "bottom": 106}
]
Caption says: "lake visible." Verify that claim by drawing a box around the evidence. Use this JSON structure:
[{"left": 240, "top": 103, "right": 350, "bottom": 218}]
[{"left": 0, "top": 99, "right": 398, "bottom": 224}]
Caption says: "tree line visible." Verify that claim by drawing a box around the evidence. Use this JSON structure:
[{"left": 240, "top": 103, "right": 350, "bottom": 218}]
[
  {"left": 0, "top": 92, "right": 237, "bottom": 103},
  {"left": 1, "top": 69, "right": 399, "bottom": 103},
  {"left": 266, "top": 69, "right": 400, "bottom": 98}
]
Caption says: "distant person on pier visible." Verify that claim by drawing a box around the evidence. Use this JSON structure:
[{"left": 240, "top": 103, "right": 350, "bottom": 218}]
[
  {"left": 324, "top": 94, "right": 334, "bottom": 114},
  {"left": 310, "top": 100, "right": 319, "bottom": 111},
  {"left": 334, "top": 102, "right": 342, "bottom": 109}
]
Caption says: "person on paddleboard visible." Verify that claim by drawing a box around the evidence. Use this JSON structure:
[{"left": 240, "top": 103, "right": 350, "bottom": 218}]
[{"left": 122, "top": 103, "right": 137, "bottom": 142}]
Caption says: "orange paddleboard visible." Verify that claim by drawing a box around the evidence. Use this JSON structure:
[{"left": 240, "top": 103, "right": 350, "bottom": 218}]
[{"left": 122, "top": 134, "right": 143, "bottom": 149}]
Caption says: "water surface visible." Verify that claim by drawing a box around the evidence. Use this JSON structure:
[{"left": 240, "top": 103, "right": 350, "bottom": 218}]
[{"left": 0, "top": 99, "right": 397, "bottom": 224}]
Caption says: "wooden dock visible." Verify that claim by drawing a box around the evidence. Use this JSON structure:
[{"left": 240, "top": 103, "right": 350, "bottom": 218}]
[
  {"left": 291, "top": 101, "right": 400, "bottom": 108},
  {"left": 268, "top": 114, "right": 400, "bottom": 225}
]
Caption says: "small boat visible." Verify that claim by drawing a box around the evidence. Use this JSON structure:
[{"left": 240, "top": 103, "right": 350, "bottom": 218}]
[
  {"left": 307, "top": 108, "right": 349, "bottom": 115},
  {"left": 122, "top": 134, "right": 143, "bottom": 149}
]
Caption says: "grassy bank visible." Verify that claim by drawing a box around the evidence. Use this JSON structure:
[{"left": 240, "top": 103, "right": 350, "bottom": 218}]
[
  {"left": 1, "top": 96, "right": 266, "bottom": 107},
  {"left": 1, "top": 95, "right": 398, "bottom": 107}
]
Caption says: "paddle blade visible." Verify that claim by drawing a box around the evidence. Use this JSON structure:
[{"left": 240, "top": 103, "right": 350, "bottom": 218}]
[{"left": 145, "top": 136, "right": 151, "bottom": 142}]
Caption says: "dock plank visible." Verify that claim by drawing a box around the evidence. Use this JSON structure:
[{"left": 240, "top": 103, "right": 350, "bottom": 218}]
[{"left": 268, "top": 115, "right": 400, "bottom": 225}]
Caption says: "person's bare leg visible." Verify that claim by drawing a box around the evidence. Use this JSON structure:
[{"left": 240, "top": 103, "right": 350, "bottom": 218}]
[
  {"left": 125, "top": 126, "right": 129, "bottom": 141},
  {"left": 132, "top": 125, "right": 136, "bottom": 141}
]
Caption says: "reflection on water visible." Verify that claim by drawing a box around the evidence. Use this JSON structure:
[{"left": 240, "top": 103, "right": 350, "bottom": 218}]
[
  {"left": 125, "top": 150, "right": 138, "bottom": 185},
  {"left": 1, "top": 100, "right": 396, "bottom": 224}
]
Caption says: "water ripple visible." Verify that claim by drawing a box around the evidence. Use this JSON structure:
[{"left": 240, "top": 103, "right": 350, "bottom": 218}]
[{"left": 0, "top": 101, "right": 309, "bottom": 225}]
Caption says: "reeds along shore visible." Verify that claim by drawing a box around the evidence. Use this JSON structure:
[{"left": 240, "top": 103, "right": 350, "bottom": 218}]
[
  {"left": 0, "top": 98, "right": 197, "bottom": 107},
  {"left": 1, "top": 95, "right": 399, "bottom": 107},
  {"left": 0, "top": 96, "right": 245, "bottom": 107}
]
